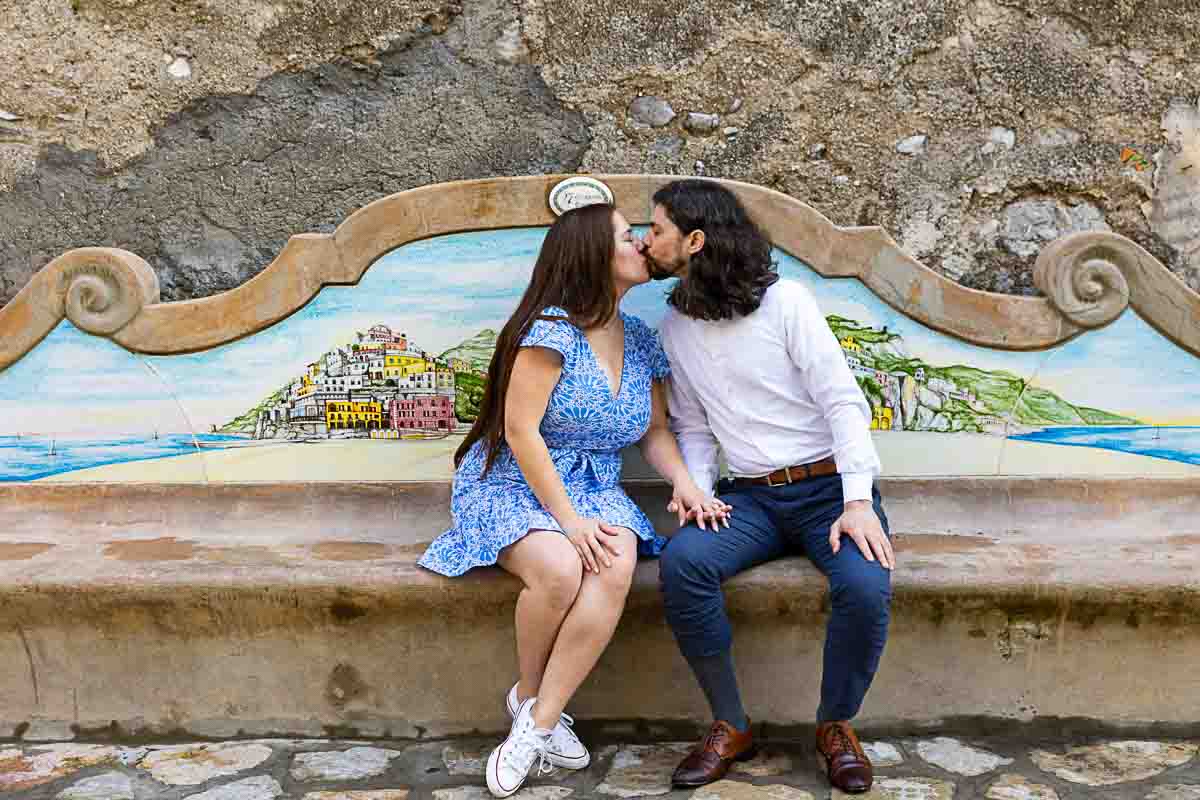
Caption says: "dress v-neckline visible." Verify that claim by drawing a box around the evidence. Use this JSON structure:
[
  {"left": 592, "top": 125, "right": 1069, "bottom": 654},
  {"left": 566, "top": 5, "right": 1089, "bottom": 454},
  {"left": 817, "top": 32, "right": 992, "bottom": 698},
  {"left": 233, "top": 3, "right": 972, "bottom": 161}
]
[{"left": 581, "top": 315, "right": 628, "bottom": 401}]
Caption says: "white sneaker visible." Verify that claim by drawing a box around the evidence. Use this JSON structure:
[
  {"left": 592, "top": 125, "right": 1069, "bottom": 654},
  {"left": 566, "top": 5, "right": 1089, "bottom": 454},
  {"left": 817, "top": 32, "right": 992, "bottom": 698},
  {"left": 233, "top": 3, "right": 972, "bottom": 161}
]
[
  {"left": 505, "top": 683, "right": 590, "bottom": 769},
  {"left": 487, "top": 697, "right": 554, "bottom": 797}
]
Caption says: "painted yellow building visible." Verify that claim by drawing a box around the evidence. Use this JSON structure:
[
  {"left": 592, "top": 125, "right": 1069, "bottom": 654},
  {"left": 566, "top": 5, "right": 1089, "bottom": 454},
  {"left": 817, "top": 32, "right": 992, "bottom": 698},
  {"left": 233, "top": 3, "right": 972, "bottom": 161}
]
[
  {"left": 871, "top": 406, "right": 894, "bottom": 431},
  {"left": 384, "top": 354, "right": 431, "bottom": 378},
  {"left": 840, "top": 337, "right": 862, "bottom": 353},
  {"left": 326, "top": 401, "right": 384, "bottom": 429}
]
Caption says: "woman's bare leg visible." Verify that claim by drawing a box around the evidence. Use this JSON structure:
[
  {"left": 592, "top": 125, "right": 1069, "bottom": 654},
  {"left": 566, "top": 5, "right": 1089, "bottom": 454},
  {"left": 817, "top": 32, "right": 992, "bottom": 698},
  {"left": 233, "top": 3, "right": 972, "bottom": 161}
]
[
  {"left": 497, "top": 530, "right": 584, "bottom": 705},
  {"left": 531, "top": 527, "right": 638, "bottom": 729}
]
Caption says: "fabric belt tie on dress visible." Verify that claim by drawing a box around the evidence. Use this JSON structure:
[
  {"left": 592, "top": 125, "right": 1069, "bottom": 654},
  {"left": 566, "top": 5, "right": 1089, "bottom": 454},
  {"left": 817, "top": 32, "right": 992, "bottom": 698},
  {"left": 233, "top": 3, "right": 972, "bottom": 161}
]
[{"left": 731, "top": 456, "right": 838, "bottom": 489}]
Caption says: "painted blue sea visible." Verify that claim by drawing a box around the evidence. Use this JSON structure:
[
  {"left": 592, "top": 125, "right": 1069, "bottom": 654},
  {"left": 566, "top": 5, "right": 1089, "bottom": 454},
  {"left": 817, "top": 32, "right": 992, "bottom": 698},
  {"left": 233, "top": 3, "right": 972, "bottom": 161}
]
[
  {"left": 0, "top": 434, "right": 247, "bottom": 482},
  {"left": 1010, "top": 426, "right": 1200, "bottom": 466}
]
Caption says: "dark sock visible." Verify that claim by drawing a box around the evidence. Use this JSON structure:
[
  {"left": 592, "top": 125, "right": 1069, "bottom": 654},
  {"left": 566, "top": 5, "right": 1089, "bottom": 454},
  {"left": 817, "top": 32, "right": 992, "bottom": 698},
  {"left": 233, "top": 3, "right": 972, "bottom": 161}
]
[{"left": 685, "top": 649, "right": 749, "bottom": 732}]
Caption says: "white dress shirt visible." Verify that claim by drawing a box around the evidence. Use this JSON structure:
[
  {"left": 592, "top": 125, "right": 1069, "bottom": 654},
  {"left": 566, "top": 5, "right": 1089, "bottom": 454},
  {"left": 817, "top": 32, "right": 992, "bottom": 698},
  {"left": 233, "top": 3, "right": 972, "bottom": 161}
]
[{"left": 660, "top": 279, "right": 881, "bottom": 503}]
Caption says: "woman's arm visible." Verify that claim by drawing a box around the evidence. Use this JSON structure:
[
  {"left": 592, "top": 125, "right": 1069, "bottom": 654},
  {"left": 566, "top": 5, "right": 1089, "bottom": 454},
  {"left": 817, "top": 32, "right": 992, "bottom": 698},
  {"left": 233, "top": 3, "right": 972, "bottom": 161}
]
[
  {"left": 638, "top": 381, "right": 731, "bottom": 531},
  {"left": 505, "top": 347, "right": 620, "bottom": 570}
]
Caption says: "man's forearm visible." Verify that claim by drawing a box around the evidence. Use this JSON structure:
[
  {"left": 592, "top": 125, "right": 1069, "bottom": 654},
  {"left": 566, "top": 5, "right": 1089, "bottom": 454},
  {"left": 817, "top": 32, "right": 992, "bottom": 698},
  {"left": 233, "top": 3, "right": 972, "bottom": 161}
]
[{"left": 676, "top": 433, "right": 719, "bottom": 492}]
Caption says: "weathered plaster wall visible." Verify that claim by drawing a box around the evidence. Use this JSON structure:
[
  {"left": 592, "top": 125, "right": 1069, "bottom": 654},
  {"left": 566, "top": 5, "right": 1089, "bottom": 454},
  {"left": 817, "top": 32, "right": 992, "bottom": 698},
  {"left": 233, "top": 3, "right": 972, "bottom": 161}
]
[{"left": 1, "top": 0, "right": 1197, "bottom": 306}]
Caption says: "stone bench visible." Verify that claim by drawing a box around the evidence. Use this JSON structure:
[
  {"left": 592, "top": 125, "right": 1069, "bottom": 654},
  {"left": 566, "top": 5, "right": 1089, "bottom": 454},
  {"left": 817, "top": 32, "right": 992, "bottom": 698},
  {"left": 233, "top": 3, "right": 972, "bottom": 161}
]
[{"left": 1, "top": 175, "right": 1198, "bottom": 742}]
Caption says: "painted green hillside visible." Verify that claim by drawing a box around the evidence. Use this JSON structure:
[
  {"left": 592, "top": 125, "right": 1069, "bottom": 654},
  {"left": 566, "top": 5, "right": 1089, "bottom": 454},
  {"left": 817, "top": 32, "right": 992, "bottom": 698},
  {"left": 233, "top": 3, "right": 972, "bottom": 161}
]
[
  {"left": 830, "top": 315, "right": 1141, "bottom": 432},
  {"left": 828, "top": 315, "right": 901, "bottom": 345},
  {"left": 454, "top": 371, "right": 485, "bottom": 423},
  {"left": 440, "top": 329, "right": 498, "bottom": 372},
  {"left": 220, "top": 388, "right": 286, "bottom": 434}
]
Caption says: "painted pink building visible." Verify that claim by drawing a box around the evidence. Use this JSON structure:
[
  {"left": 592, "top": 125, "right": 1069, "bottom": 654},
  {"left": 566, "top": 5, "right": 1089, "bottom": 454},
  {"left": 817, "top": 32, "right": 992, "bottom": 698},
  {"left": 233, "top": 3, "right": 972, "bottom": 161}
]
[{"left": 389, "top": 394, "right": 456, "bottom": 432}]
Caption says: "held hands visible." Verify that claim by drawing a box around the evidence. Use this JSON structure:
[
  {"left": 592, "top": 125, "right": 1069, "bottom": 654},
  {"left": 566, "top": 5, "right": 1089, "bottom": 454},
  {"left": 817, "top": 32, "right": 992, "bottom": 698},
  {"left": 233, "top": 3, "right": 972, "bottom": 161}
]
[
  {"left": 830, "top": 499, "right": 895, "bottom": 570},
  {"left": 563, "top": 517, "right": 624, "bottom": 573},
  {"left": 667, "top": 483, "right": 733, "bottom": 531}
]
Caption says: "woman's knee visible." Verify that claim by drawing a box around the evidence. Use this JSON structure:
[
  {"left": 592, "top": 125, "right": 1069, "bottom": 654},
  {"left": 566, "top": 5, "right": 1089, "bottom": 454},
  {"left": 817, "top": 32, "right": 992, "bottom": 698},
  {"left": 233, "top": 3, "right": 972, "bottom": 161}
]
[
  {"left": 602, "top": 552, "right": 638, "bottom": 596},
  {"left": 512, "top": 536, "right": 584, "bottom": 610},
  {"left": 539, "top": 557, "right": 585, "bottom": 609}
]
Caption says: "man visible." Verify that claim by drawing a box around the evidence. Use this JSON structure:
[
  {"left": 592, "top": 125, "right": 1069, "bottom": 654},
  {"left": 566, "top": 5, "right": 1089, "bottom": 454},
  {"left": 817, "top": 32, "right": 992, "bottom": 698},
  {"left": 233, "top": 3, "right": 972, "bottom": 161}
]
[{"left": 638, "top": 179, "right": 894, "bottom": 794}]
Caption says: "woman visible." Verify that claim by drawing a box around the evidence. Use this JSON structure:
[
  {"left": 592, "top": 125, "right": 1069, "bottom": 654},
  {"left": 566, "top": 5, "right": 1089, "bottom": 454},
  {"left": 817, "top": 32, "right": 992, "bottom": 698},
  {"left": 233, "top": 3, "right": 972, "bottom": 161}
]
[{"left": 419, "top": 203, "right": 730, "bottom": 798}]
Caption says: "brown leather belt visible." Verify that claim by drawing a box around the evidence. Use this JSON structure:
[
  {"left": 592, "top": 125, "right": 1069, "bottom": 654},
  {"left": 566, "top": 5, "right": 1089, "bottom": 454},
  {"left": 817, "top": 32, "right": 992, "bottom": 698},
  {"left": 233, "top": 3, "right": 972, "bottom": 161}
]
[{"left": 733, "top": 456, "right": 838, "bottom": 488}]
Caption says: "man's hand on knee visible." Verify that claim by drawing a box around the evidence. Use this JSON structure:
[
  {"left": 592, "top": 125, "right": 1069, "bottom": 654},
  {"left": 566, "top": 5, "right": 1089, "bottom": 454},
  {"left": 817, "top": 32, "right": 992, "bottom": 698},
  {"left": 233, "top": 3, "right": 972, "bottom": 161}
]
[{"left": 829, "top": 500, "right": 894, "bottom": 570}]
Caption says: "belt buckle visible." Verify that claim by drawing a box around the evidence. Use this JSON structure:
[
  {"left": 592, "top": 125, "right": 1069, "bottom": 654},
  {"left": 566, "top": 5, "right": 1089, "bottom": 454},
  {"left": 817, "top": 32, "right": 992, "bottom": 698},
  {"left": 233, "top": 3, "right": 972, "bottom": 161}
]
[{"left": 765, "top": 468, "right": 793, "bottom": 487}]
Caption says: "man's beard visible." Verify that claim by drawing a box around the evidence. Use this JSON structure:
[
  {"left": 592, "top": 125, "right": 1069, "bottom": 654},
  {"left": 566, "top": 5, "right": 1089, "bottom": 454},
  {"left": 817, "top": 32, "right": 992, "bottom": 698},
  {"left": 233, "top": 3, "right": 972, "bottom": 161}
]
[{"left": 646, "top": 254, "right": 685, "bottom": 282}]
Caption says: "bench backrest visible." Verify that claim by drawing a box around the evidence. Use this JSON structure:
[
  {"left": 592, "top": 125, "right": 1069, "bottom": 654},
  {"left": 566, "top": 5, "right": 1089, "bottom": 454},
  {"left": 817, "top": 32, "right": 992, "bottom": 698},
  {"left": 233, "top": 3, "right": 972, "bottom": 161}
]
[{"left": 0, "top": 175, "right": 1197, "bottom": 484}]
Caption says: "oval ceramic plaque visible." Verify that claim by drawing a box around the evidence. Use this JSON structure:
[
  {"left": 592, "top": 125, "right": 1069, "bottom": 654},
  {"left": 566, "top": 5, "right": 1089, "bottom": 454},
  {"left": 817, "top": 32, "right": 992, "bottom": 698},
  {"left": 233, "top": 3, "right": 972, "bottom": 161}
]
[{"left": 548, "top": 176, "right": 614, "bottom": 216}]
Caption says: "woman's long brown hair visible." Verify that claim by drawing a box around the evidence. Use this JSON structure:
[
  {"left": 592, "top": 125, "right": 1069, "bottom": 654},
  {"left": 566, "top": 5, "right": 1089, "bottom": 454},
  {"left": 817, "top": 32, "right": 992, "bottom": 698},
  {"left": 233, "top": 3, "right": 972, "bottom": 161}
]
[{"left": 454, "top": 202, "right": 619, "bottom": 474}]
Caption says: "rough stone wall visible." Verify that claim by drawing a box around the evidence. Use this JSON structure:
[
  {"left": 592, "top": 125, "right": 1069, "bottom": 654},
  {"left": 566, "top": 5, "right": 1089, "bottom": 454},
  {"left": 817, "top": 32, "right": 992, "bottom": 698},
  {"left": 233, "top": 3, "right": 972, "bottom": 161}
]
[{"left": 1, "top": 0, "right": 1197, "bottom": 306}]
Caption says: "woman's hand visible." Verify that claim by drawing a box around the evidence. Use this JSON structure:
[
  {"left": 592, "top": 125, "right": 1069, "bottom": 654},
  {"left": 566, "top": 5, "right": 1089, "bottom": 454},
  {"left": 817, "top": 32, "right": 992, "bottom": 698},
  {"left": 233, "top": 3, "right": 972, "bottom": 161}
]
[
  {"left": 667, "top": 484, "right": 733, "bottom": 531},
  {"left": 563, "top": 517, "right": 624, "bottom": 572}
]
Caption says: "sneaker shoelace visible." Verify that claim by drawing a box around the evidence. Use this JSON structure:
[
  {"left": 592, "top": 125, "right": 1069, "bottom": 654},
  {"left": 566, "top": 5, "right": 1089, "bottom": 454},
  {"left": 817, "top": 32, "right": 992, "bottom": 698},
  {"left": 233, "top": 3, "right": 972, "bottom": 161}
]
[
  {"left": 551, "top": 713, "right": 581, "bottom": 748},
  {"left": 505, "top": 728, "right": 554, "bottom": 777}
]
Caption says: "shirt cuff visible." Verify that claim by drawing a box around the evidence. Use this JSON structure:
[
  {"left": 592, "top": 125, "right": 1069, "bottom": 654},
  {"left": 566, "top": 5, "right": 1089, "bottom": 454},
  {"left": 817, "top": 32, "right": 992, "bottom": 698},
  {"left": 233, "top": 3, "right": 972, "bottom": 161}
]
[
  {"left": 840, "top": 472, "right": 874, "bottom": 504},
  {"left": 691, "top": 466, "right": 718, "bottom": 493}
]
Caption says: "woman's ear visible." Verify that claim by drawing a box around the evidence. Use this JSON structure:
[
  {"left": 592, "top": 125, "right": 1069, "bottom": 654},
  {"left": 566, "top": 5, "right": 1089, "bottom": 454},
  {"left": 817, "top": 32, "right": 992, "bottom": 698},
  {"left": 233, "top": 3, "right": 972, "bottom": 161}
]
[{"left": 686, "top": 229, "right": 705, "bottom": 255}]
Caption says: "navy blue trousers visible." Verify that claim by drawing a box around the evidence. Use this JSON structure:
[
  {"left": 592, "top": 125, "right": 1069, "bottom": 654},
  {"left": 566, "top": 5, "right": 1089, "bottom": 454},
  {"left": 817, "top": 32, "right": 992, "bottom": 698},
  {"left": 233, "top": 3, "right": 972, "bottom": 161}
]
[{"left": 659, "top": 473, "right": 891, "bottom": 722}]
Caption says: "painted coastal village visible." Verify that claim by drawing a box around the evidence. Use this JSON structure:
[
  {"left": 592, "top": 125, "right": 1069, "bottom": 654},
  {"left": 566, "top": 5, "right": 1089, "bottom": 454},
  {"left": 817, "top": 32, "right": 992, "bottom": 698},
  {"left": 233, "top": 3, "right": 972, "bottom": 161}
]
[
  {"left": 219, "top": 323, "right": 493, "bottom": 440},
  {"left": 221, "top": 316, "right": 1136, "bottom": 442}
]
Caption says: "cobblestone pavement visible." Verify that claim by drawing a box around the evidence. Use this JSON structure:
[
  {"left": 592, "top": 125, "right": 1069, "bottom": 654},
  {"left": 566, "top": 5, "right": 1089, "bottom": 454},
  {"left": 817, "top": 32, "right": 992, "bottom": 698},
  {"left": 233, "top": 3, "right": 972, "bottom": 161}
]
[{"left": 3, "top": 734, "right": 1200, "bottom": 799}]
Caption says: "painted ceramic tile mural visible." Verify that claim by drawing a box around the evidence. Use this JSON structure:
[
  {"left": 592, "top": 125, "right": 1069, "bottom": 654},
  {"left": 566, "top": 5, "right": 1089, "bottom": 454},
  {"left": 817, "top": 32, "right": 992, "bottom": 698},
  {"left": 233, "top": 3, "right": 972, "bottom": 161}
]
[{"left": 0, "top": 227, "right": 1197, "bottom": 482}]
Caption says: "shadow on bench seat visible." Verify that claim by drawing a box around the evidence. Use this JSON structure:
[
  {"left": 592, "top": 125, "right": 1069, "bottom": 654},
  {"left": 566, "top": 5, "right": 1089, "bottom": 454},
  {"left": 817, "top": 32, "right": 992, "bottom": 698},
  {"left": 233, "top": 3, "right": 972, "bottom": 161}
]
[{"left": 2, "top": 476, "right": 1198, "bottom": 741}]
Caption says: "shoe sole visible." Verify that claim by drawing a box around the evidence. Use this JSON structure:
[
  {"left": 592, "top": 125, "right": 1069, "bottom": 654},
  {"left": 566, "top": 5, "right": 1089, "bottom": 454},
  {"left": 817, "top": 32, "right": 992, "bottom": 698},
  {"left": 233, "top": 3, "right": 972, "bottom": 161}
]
[
  {"left": 670, "top": 745, "right": 759, "bottom": 788},
  {"left": 505, "top": 692, "right": 590, "bottom": 770},
  {"left": 814, "top": 752, "right": 871, "bottom": 794}
]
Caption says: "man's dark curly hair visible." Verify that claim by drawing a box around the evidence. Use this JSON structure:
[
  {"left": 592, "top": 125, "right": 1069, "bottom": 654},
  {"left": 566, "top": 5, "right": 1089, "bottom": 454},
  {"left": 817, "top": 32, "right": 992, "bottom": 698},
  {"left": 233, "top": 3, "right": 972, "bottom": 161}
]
[{"left": 654, "top": 179, "right": 778, "bottom": 321}]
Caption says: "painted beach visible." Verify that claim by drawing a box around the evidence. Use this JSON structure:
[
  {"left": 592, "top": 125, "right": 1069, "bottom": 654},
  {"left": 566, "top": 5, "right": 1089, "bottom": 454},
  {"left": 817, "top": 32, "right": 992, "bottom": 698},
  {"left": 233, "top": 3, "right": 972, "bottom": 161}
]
[
  {"left": 1010, "top": 426, "right": 1200, "bottom": 466},
  {"left": 15, "top": 428, "right": 1198, "bottom": 483},
  {"left": 0, "top": 433, "right": 249, "bottom": 483}
]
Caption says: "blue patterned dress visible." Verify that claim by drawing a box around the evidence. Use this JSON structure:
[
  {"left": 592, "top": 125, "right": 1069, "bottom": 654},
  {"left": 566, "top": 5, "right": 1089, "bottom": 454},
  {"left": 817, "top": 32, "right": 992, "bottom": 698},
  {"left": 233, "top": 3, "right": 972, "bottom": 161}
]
[{"left": 418, "top": 306, "right": 670, "bottom": 577}]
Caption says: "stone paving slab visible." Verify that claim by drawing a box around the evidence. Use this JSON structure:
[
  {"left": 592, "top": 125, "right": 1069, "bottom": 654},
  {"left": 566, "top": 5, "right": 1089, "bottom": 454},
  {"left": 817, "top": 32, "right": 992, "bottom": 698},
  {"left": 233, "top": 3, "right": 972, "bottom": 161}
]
[{"left": 1, "top": 734, "right": 1197, "bottom": 799}]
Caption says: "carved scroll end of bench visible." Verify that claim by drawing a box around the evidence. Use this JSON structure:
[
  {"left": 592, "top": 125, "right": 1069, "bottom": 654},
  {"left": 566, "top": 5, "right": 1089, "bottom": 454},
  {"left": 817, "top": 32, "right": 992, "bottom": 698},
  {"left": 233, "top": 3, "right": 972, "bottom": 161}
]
[
  {"left": 0, "top": 248, "right": 159, "bottom": 372},
  {"left": 1034, "top": 230, "right": 1200, "bottom": 357},
  {"left": 1034, "top": 232, "right": 1134, "bottom": 330},
  {"left": 849, "top": 232, "right": 1076, "bottom": 350}
]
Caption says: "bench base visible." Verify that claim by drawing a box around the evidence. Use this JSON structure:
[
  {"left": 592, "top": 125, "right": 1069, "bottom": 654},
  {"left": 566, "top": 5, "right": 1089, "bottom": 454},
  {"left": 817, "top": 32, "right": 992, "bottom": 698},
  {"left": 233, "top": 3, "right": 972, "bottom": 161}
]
[{"left": 1, "top": 478, "right": 1197, "bottom": 739}]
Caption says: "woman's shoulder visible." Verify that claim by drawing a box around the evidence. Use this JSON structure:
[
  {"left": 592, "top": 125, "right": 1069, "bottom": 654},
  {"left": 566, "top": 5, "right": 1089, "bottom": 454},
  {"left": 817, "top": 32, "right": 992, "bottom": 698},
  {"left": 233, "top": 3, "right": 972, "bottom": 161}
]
[
  {"left": 521, "top": 306, "right": 578, "bottom": 355},
  {"left": 538, "top": 305, "right": 572, "bottom": 321},
  {"left": 622, "top": 313, "right": 666, "bottom": 353},
  {"left": 622, "top": 313, "right": 670, "bottom": 378},
  {"left": 621, "top": 311, "right": 655, "bottom": 333},
  {"left": 528, "top": 305, "right": 577, "bottom": 334}
]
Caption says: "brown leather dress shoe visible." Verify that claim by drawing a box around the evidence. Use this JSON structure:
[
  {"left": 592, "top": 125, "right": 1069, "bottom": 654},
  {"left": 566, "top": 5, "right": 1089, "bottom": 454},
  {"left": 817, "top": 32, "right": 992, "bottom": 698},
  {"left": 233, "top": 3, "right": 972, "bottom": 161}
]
[
  {"left": 671, "top": 719, "right": 756, "bottom": 788},
  {"left": 816, "top": 721, "right": 873, "bottom": 794}
]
